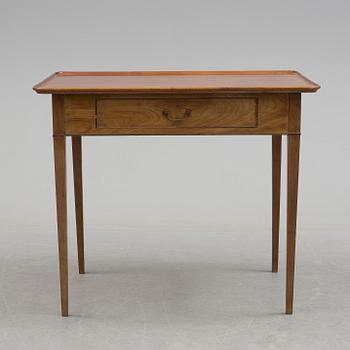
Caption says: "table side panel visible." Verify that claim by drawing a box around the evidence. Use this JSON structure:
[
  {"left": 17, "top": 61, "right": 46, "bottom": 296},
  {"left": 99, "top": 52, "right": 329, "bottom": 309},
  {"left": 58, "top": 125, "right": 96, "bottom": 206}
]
[{"left": 288, "top": 94, "right": 301, "bottom": 134}]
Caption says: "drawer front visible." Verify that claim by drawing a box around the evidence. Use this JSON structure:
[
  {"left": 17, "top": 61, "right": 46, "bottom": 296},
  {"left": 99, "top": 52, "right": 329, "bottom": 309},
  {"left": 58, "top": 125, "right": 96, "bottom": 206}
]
[{"left": 96, "top": 97, "right": 258, "bottom": 129}]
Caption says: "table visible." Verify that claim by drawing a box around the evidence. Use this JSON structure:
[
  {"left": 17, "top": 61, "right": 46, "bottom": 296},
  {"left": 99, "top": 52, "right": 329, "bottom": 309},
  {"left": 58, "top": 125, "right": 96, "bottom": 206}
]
[{"left": 33, "top": 71, "right": 320, "bottom": 316}]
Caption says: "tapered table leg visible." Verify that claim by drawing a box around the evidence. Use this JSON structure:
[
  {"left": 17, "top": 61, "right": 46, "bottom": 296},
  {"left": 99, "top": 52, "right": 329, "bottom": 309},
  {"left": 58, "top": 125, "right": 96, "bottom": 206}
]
[
  {"left": 272, "top": 135, "right": 282, "bottom": 272},
  {"left": 72, "top": 136, "right": 85, "bottom": 274},
  {"left": 286, "top": 134, "right": 300, "bottom": 314},
  {"left": 53, "top": 135, "right": 68, "bottom": 317}
]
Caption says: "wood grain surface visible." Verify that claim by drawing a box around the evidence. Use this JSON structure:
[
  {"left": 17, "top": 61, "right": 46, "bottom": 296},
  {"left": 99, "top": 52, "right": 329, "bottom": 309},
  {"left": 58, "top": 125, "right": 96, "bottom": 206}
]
[
  {"left": 63, "top": 93, "right": 289, "bottom": 135},
  {"left": 96, "top": 97, "right": 258, "bottom": 129},
  {"left": 33, "top": 71, "right": 320, "bottom": 94}
]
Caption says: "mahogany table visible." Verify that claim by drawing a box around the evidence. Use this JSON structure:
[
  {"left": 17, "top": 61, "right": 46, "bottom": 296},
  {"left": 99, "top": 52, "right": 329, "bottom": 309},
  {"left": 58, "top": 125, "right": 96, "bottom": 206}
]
[{"left": 33, "top": 71, "right": 320, "bottom": 316}]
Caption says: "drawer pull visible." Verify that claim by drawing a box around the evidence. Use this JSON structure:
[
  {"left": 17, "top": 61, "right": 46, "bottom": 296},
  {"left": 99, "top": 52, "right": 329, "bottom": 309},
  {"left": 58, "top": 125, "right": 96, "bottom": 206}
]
[{"left": 162, "top": 108, "right": 192, "bottom": 121}]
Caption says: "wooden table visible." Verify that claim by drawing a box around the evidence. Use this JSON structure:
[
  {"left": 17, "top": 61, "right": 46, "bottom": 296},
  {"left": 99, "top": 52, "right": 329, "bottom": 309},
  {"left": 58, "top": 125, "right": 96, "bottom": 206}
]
[{"left": 33, "top": 71, "right": 320, "bottom": 316}]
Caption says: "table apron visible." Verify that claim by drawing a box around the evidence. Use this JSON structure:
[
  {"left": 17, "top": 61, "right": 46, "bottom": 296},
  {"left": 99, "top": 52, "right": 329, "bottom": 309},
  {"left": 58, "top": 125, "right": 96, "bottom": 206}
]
[{"left": 53, "top": 93, "right": 300, "bottom": 136}]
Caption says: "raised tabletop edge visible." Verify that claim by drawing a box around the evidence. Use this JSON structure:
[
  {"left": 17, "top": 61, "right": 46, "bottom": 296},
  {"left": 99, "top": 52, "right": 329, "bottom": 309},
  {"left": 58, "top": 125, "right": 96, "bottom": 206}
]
[{"left": 33, "top": 70, "right": 320, "bottom": 94}]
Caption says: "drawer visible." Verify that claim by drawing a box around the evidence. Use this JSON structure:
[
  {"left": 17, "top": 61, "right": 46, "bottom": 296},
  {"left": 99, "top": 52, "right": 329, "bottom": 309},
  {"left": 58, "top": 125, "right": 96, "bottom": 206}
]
[{"left": 96, "top": 97, "right": 258, "bottom": 129}]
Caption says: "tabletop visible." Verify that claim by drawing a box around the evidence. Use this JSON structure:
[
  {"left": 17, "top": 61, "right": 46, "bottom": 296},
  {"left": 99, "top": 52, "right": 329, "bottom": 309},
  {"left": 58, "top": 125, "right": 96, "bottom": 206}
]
[{"left": 33, "top": 70, "right": 320, "bottom": 94}]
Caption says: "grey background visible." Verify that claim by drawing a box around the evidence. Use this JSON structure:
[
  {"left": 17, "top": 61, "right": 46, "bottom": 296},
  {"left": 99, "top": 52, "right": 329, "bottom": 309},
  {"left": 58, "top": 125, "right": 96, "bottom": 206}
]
[{"left": 0, "top": 0, "right": 349, "bottom": 349}]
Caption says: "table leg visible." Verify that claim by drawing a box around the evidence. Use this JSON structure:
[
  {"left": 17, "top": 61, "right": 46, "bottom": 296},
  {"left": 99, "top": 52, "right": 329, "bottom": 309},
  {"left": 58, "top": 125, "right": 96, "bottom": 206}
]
[
  {"left": 72, "top": 136, "right": 85, "bottom": 274},
  {"left": 53, "top": 135, "right": 68, "bottom": 317},
  {"left": 286, "top": 134, "right": 300, "bottom": 314},
  {"left": 272, "top": 135, "right": 282, "bottom": 272}
]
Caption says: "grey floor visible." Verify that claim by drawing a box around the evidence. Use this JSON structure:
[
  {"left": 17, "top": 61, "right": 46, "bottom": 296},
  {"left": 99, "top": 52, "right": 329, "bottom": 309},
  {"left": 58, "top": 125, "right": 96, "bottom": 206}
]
[{"left": 0, "top": 226, "right": 349, "bottom": 350}]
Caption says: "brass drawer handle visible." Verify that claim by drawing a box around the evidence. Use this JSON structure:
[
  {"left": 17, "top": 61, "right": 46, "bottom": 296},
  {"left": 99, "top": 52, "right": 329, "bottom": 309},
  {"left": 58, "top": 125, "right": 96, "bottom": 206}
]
[{"left": 162, "top": 108, "right": 192, "bottom": 121}]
